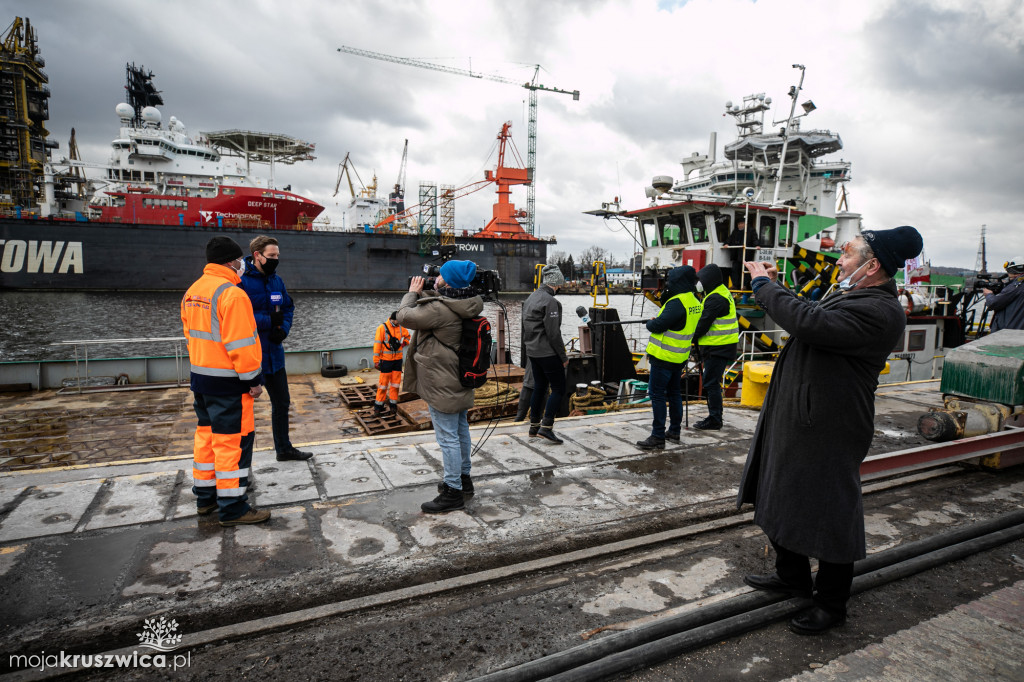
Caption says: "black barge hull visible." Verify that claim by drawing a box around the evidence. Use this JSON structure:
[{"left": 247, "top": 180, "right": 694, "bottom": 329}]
[{"left": 0, "top": 219, "right": 548, "bottom": 292}]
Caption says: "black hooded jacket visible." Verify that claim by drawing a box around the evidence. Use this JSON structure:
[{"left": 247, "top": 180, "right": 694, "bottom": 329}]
[
  {"left": 693, "top": 264, "right": 737, "bottom": 358},
  {"left": 646, "top": 266, "right": 698, "bottom": 335}
]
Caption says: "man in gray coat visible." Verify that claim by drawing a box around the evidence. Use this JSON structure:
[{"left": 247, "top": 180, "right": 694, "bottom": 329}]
[
  {"left": 521, "top": 264, "right": 568, "bottom": 444},
  {"left": 398, "top": 260, "right": 484, "bottom": 513},
  {"left": 738, "top": 226, "right": 923, "bottom": 635}
]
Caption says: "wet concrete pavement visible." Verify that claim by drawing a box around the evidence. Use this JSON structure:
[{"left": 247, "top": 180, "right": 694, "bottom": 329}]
[{"left": 3, "top": 380, "right": 1023, "bottom": 679}]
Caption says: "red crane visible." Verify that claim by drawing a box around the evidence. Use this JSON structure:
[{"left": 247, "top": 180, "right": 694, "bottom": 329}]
[{"left": 476, "top": 121, "right": 534, "bottom": 240}]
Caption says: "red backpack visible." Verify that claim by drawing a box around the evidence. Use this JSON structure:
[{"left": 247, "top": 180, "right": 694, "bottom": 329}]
[{"left": 430, "top": 316, "right": 493, "bottom": 388}]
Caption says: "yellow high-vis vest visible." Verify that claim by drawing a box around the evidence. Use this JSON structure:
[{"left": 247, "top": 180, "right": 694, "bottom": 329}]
[
  {"left": 645, "top": 292, "right": 701, "bottom": 363},
  {"left": 697, "top": 284, "right": 740, "bottom": 346}
]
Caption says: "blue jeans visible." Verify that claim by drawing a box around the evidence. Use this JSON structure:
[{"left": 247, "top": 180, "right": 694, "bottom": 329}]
[
  {"left": 263, "top": 368, "right": 292, "bottom": 454},
  {"left": 428, "top": 405, "right": 471, "bottom": 490},
  {"left": 648, "top": 358, "right": 683, "bottom": 439}
]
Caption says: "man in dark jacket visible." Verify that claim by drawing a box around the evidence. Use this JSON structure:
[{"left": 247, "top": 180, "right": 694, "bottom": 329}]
[
  {"left": 693, "top": 265, "right": 739, "bottom": 430},
  {"left": 983, "top": 256, "right": 1024, "bottom": 331},
  {"left": 521, "top": 264, "right": 568, "bottom": 444},
  {"left": 738, "top": 225, "right": 923, "bottom": 635},
  {"left": 637, "top": 265, "right": 702, "bottom": 450},
  {"left": 399, "top": 260, "right": 483, "bottom": 513},
  {"left": 239, "top": 236, "right": 311, "bottom": 462}
]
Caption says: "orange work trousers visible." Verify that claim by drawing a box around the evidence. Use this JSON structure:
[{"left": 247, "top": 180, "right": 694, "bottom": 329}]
[{"left": 192, "top": 391, "right": 255, "bottom": 521}]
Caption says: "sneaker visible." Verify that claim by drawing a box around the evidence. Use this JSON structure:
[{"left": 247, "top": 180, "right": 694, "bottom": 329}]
[
  {"left": 693, "top": 417, "right": 722, "bottom": 431},
  {"left": 197, "top": 503, "right": 217, "bottom": 516},
  {"left": 636, "top": 436, "right": 665, "bottom": 450},
  {"left": 422, "top": 483, "right": 465, "bottom": 513},
  {"left": 219, "top": 508, "right": 271, "bottom": 527},
  {"left": 665, "top": 432, "right": 681, "bottom": 443},
  {"left": 277, "top": 447, "right": 313, "bottom": 461},
  {"left": 437, "top": 474, "right": 474, "bottom": 496},
  {"left": 537, "top": 426, "right": 563, "bottom": 444}
]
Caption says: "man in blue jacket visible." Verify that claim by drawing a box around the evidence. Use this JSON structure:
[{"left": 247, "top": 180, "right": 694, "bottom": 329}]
[{"left": 239, "top": 235, "right": 312, "bottom": 462}]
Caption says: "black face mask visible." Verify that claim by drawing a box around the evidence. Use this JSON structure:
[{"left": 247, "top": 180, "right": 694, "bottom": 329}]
[{"left": 260, "top": 257, "right": 279, "bottom": 275}]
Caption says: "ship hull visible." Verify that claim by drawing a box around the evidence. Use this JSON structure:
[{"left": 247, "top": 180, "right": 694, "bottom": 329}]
[{"left": 0, "top": 219, "right": 547, "bottom": 292}]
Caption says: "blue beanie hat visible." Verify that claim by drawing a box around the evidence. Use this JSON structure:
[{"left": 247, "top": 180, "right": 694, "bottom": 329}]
[{"left": 439, "top": 260, "right": 477, "bottom": 289}]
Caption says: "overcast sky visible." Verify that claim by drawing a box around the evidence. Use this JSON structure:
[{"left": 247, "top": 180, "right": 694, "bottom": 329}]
[{"left": 14, "top": 0, "right": 1023, "bottom": 270}]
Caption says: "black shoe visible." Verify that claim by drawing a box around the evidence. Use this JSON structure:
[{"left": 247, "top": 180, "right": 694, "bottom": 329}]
[
  {"left": 373, "top": 403, "right": 386, "bottom": 417},
  {"left": 537, "top": 426, "right": 563, "bottom": 444},
  {"left": 277, "top": 447, "right": 312, "bottom": 462},
  {"left": 422, "top": 483, "right": 465, "bottom": 513},
  {"left": 437, "top": 474, "right": 474, "bottom": 496},
  {"left": 635, "top": 436, "right": 665, "bottom": 450},
  {"left": 388, "top": 402, "right": 398, "bottom": 415},
  {"left": 789, "top": 606, "right": 846, "bottom": 635},
  {"left": 528, "top": 423, "right": 540, "bottom": 437},
  {"left": 665, "top": 432, "right": 681, "bottom": 443},
  {"left": 693, "top": 417, "right": 722, "bottom": 431},
  {"left": 743, "top": 573, "right": 812, "bottom": 599}
]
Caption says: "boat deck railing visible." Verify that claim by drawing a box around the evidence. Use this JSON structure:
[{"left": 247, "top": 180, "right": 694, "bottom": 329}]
[{"left": 51, "top": 337, "right": 189, "bottom": 393}]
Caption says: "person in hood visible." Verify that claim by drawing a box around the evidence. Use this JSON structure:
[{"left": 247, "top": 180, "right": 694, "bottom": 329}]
[
  {"left": 238, "top": 235, "right": 311, "bottom": 462},
  {"left": 738, "top": 226, "right": 923, "bottom": 635},
  {"left": 521, "top": 264, "right": 569, "bottom": 444},
  {"left": 638, "top": 265, "right": 702, "bottom": 450},
  {"left": 398, "top": 260, "right": 484, "bottom": 513},
  {"left": 692, "top": 264, "right": 739, "bottom": 430}
]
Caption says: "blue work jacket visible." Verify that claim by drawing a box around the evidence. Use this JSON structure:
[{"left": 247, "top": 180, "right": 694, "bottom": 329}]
[{"left": 238, "top": 256, "right": 294, "bottom": 374}]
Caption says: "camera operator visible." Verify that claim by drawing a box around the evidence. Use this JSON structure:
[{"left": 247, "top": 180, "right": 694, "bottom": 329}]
[
  {"left": 983, "top": 257, "right": 1024, "bottom": 332},
  {"left": 397, "top": 260, "right": 483, "bottom": 514}
]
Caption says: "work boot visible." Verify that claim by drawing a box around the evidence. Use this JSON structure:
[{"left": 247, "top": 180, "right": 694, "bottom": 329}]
[
  {"left": 388, "top": 402, "right": 399, "bottom": 415},
  {"left": 693, "top": 417, "right": 722, "bottom": 431},
  {"left": 196, "top": 503, "right": 217, "bottom": 516},
  {"left": 665, "top": 431, "right": 681, "bottom": 444},
  {"left": 636, "top": 435, "right": 665, "bottom": 450},
  {"left": 277, "top": 446, "right": 312, "bottom": 462},
  {"left": 537, "top": 422, "right": 563, "bottom": 444},
  {"left": 437, "top": 474, "right": 474, "bottom": 496},
  {"left": 422, "top": 483, "right": 465, "bottom": 513},
  {"left": 219, "top": 508, "right": 271, "bottom": 527},
  {"left": 373, "top": 403, "right": 386, "bottom": 417},
  {"left": 528, "top": 422, "right": 540, "bottom": 437}
]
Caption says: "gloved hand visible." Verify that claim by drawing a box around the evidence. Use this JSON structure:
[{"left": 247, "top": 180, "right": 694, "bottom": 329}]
[
  {"left": 269, "top": 327, "right": 287, "bottom": 344},
  {"left": 270, "top": 310, "right": 284, "bottom": 328}
]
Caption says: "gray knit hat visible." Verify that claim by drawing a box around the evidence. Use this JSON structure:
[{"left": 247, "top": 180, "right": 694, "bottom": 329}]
[{"left": 542, "top": 264, "right": 566, "bottom": 287}]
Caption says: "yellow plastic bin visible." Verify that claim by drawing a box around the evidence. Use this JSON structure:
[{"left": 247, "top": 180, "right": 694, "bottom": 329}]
[{"left": 741, "top": 361, "right": 775, "bottom": 407}]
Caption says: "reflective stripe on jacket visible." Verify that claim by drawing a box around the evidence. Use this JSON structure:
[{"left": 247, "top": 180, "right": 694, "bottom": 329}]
[
  {"left": 374, "top": 320, "right": 410, "bottom": 362},
  {"left": 182, "top": 263, "right": 263, "bottom": 395},
  {"left": 698, "top": 284, "right": 740, "bottom": 346},
  {"left": 646, "top": 292, "right": 701, "bottom": 363}
]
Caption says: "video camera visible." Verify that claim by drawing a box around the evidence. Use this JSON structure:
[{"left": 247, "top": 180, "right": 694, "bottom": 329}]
[
  {"left": 972, "top": 273, "right": 1008, "bottom": 294},
  {"left": 407, "top": 261, "right": 502, "bottom": 302}
]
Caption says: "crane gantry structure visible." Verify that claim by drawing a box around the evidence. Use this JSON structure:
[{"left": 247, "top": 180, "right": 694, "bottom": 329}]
[{"left": 336, "top": 45, "right": 579, "bottom": 237}]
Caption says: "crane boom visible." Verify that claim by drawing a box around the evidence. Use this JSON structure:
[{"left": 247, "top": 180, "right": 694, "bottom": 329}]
[{"left": 337, "top": 45, "right": 579, "bottom": 235}]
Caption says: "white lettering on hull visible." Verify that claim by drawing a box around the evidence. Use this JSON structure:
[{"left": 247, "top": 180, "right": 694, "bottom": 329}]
[
  {"left": 456, "top": 244, "right": 485, "bottom": 252},
  {"left": 0, "top": 240, "right": 84, "bottom": 274}
]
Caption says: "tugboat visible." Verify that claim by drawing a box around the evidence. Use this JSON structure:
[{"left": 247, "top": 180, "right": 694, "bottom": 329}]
[{"left": 587, "top": 66, "right": 966, "bottom": 385}]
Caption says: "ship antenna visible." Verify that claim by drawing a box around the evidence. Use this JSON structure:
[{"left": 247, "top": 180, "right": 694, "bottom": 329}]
[{"left": 124, "top": 63, "right": 164, "bottom": 126}]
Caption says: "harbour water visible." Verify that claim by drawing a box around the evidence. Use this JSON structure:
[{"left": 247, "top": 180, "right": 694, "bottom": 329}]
[{"left": 0, "top": 292, "right": 658, "bottom": 363}]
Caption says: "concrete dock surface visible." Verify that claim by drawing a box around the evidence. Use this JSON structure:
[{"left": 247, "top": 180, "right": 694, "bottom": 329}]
[{"left": 1, "top": 379, "right": 1022, "bottom": 679}]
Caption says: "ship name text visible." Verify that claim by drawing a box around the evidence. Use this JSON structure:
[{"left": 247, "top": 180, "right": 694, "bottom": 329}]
[
  {"left": 0, "top": 240, "right": 84, "bottom": 274},
  {"left": 456, "top": 244, "right": 485, "bottom": 253}
]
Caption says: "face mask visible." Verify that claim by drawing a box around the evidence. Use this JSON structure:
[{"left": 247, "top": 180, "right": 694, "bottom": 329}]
[
  {"left": 233, "top": 258, "right": 245, "bottom": 276},
  {"left": 261, "top": 257, "right": 279, "bottom": 276},
  {"left": 838, "top": 259, "right": 874, "bottom": 292}
]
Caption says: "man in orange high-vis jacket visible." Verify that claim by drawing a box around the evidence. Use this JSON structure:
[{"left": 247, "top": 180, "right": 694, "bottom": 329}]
[
  {"left": 373, "top": 311, "right": 410, "bottom": 416},
  {"left": 181, "top": 236, "right": 269, "bottom": 527}
]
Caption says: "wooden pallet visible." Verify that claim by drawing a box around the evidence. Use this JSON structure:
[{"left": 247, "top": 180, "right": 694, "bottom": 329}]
[{"left": 353, "top": 407, "right": 417, "bottom": 436}]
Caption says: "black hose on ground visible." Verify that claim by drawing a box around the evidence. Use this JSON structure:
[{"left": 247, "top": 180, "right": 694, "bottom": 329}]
[{"left": 471, "top": 508, "right": 1024, "bottom": 682}]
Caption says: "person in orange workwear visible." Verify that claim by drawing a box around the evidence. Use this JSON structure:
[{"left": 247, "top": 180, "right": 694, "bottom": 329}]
[
  {"left": 373, "top": 310, "right": 410, "bottom": 416},
  {"left": 181, "top": 236, "right": 269, "bottom": 527}
]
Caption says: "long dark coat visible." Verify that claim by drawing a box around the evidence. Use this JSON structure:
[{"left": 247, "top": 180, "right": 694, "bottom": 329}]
[{"left": 737, "top": 279, "right": 905, "bottom": 563}]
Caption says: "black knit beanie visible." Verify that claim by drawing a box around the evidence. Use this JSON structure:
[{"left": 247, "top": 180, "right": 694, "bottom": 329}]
[
  {"left": 862, "top": 226, "right": 923, "bottom": 276},
  {"left": 206, "top": 236, "right": 244, "bottom": 264}
]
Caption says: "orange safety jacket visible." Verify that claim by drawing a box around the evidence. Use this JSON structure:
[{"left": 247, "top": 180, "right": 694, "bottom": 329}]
[
  {"left": 181, "top": 263, "right": 263, "bottom": 395},
  {"left": 373, "top": 319, "right": 410, "bottom": 363}
]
